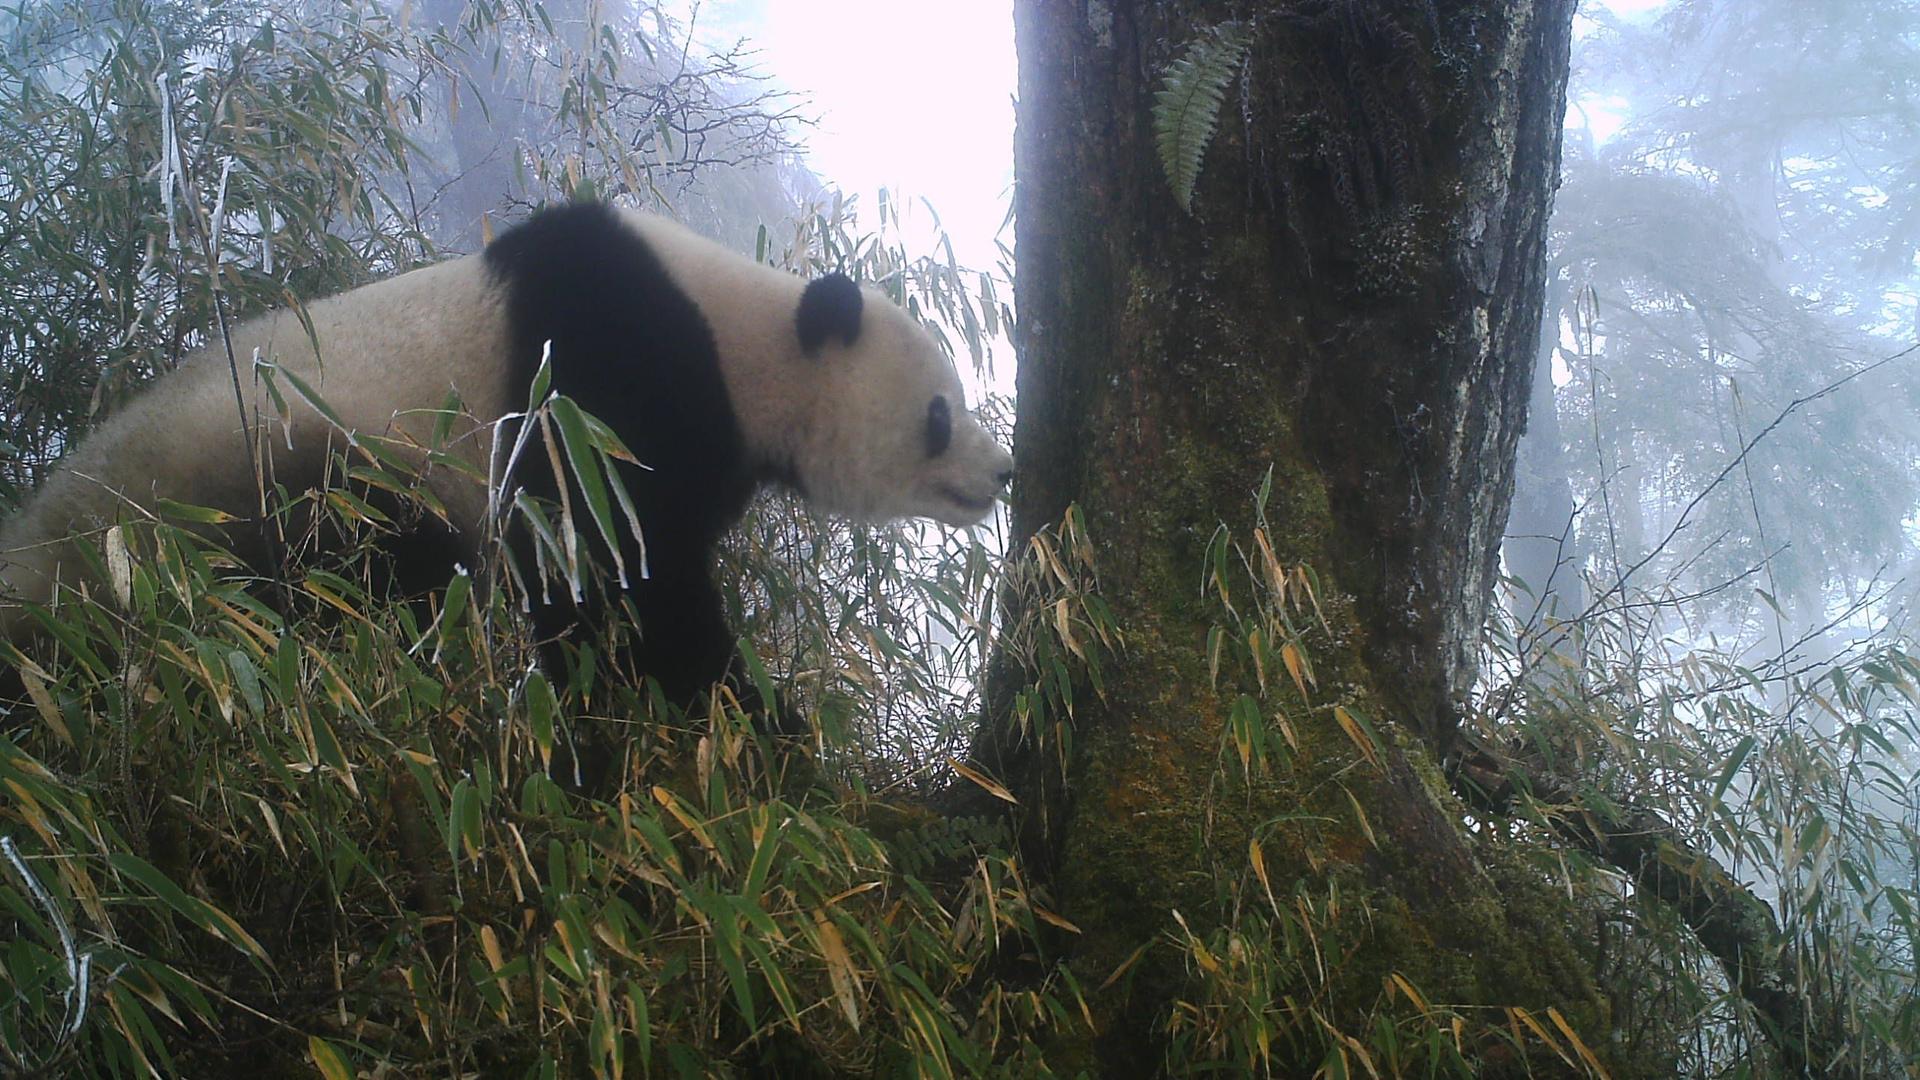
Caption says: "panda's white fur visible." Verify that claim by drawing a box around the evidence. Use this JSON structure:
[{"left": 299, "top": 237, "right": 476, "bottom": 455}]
[
  {"left": 623, "top": 212, "right": 1010, "bottom": 526},
  {"left": 0, "top": 205, "right": 1012, "bottom": 691},
  {"left": 0, "top": 256, "right": 515, "bottom": 635}
]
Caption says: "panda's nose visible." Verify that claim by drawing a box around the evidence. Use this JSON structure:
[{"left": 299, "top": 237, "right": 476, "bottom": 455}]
[{"left": 996, "top": 469, "right": 1013, "bottom": 488}]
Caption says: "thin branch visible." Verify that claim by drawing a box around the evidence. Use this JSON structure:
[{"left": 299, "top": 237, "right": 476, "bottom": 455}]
[{"left": 1491, "top": 341, "right": 1920, "bottom": 724}]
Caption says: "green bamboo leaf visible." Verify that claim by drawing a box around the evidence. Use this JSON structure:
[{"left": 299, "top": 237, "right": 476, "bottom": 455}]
[
  {"left": 310, "top": 712, "right": 357, "bottom": 796},
  {"left": 324, "top": 487, "right": 390, "bottom": 525},
  {"left": 741, "top": 932, "right": 801, "bottom": 1026},
  {"left": 432, "top": 388, "right": 462, "bottom": 447},
  {"left": 450, "top": 779, "right": 480, "bottom": 862},
  {"left": 108, "top": 853, "right": 271, "bottom": 964},
  {"left": 546, "top": 394, "right": 628, "bottom": 585},
  {"left": 310, "top": 1037, "right": 353, "bottom": 1080},
  {"left": 578, "top": 410, "right": 643, "bottom": 464},
  {"left": 226, "top": 649, "right": 265, "bottom": 717},
  {"left": 404, "top": 757, "right": 450, "bottom": 848},
  {"left": 510, "top": 489, "right": 576, "bottom": 599},
  {"left": 267, "top": 363, "right": 352, "bottom": 437},
  {"left": 741, "top": 809, "right": 785, "bottom": 905},
  {"left": 527, "top": 344, "right": 554, "bottom": 408},
  {"left": 104, "top": 987, "right": 176, "bottom": 1072},
  {"left": 626, "top": 981, "right": 652, "bottom": 1073},
  {"left": 713, "top": 909, "right": 755, "bottom": 1022},
  {"left": 735, "top": 637, "right": 778, "bottom": 724},
  {"left": 526, "top": 670, "right": 557, "bottom": 762},
  {"left": 440, "top": 567, "right": 471, "bottom": 632},
  {"left": 25, "top": 606, "right": 110, "bottom": 677},
  {"left": 629, "top": 811, "right": 686, "bottom": 880},
  {"left": 1709, "top": 735, "right": 1755, "bottom": 809}
]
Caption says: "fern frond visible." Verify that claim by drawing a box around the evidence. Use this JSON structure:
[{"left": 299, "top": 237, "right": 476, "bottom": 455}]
[{"left": 1153, "top": 22, "right": 1252, "bottom": 214}]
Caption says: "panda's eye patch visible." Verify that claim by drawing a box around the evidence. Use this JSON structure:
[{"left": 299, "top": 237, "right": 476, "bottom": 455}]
[{"left": 925, "top": 396, "right": 952, "bottom": 457}]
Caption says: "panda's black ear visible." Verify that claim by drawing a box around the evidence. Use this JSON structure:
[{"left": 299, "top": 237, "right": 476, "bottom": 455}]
[{"left": 797, "top": 273, "right": 863, "bottom": 355}]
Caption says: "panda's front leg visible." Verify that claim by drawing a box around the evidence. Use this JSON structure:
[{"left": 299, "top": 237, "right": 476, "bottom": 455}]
[
  {"left": 620, "top": 552, "right": 736, "bottom": 706},
  {"left": 518, "top": 527, "right": 730, "bottom": 699},
  {"left": 533, "top": 543, "right": 801, "bottom": 795},
  {"left": 621, "top": 550, "right": 805, "bottom": 742},
  {"left": 525, "top": 546, "right": 729, "bottom": 793}
]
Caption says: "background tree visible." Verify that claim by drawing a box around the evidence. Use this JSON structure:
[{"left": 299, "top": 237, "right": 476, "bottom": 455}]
[
  {"left": 1482, "top": 5, "right": 1920, "bottom": 1072},
  {"left": 415, "top": 0, "right": 813, "bottom": 252},
  {"left": 0, "top": 0, "right": 438, "bottom": 500}
]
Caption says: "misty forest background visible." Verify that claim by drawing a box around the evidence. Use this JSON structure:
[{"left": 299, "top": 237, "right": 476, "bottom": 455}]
[{"left": 0, "top": 1, "right": 1916, "bottom": 1077}]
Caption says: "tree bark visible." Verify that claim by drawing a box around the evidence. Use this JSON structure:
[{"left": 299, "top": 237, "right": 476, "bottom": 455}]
[{"left": 987, "top": 0, "right": 1609, "bottom": 1071}]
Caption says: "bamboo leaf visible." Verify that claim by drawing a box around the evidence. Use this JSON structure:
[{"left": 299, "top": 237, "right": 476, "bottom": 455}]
[
  {"left": 1547, "top": 1007, "right": 1611, "bottom": 1078},
  {"left": 546, "top": 394, "right": 628, "bottom": 586},
  {"left": 309, "top": 1037, "right": 353, "bottom": 1080},
  {"left": 108, "top": 853, "right": 271, "bottom": 964},
  {"left": 1334, "top": 705, "right": 1383, "bottom": 768},
  {"left": 815, "top": 911, "right": 863, "bottom": 1030},
  {"left": 949, "top": 758, "right": 1018, "bottom": 804},
  {"left": 154, "top": 498, "right": 237, "bottom": 525}
]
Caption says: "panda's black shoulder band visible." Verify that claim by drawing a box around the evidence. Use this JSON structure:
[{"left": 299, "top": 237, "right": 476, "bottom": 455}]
[{"left": 796, "top": 273, "right": 863, "bottom": 354}]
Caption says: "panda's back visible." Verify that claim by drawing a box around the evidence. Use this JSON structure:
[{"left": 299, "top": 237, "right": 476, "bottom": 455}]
[
  {"left": 130, "top": 259, "right": 511, "bottom": 520},
  {"left": 224, "top": 257, "right": 515, "bottom": 451},
  {"left": 0, "top": 257, "right": 515, "bottom": 617}
]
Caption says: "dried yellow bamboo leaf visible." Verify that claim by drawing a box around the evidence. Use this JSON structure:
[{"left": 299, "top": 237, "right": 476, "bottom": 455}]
[
  {"left": 949, "top": 758, "right": 1019, "bottom": 804},
  {"left": 814, "top": 911, "right": 863, "bottom": 1030},
  {"left": 1032, "top": 905, "right": 1082, "bottom": 934},
  {"left": 1548, "top": 1007, "right": 1611, "bottom": 1078},
  {"left": 1334, "top": 706, "right": 1380, "bottom": 767},
  {"left": 1387, "top": 971, "right": 1431, "bottom": 1013}
]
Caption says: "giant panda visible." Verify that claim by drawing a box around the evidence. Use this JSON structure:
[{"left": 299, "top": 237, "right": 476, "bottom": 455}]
[{"left": 0, "top": 202, "right": 1013, "bottom": 704}]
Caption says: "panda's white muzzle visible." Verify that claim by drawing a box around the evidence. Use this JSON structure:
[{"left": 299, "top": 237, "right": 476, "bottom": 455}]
[{"left": 927, "top": 432, "right": 1013, "bottom": 525}]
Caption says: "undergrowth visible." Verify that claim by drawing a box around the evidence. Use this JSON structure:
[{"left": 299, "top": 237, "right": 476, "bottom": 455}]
[{"left": 0, "top": 440, "right": 1084, "bottom": 1075}]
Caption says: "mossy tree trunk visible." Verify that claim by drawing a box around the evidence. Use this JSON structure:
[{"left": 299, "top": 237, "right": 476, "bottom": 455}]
[{"left": 983, "top": 1, "right": 1616, "bottom": 1072}]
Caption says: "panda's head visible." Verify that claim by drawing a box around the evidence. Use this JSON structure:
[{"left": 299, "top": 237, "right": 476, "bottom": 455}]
[{"left": 787, "top": 274, "right": 1012, "bottom": 526}]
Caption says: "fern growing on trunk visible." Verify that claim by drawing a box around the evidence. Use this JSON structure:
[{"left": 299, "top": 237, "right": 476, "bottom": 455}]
[{"left": 1152, "top": 22, "right": 1251, "bottom": 213}]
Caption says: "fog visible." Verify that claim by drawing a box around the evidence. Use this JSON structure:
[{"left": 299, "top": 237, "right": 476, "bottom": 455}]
[
  {"left": 1508, "top": 2, "right": 1920, "bottom": 691},
  {"left": 3, "top": 0, "right": 1918, "bottom": 1071}
]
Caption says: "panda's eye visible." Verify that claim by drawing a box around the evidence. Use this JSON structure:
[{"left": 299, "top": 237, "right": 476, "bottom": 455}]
[{"left": 925, "top": 396, "right": 952, "bottom": 457}]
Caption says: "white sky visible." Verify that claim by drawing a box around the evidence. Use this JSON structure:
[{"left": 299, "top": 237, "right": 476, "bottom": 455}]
[
  {"left": 1572, "top": 0, "right": 1671, "bottom": 143},
  {"left": 684, "top": 0, "right": 1016, "bottom": 271}
]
